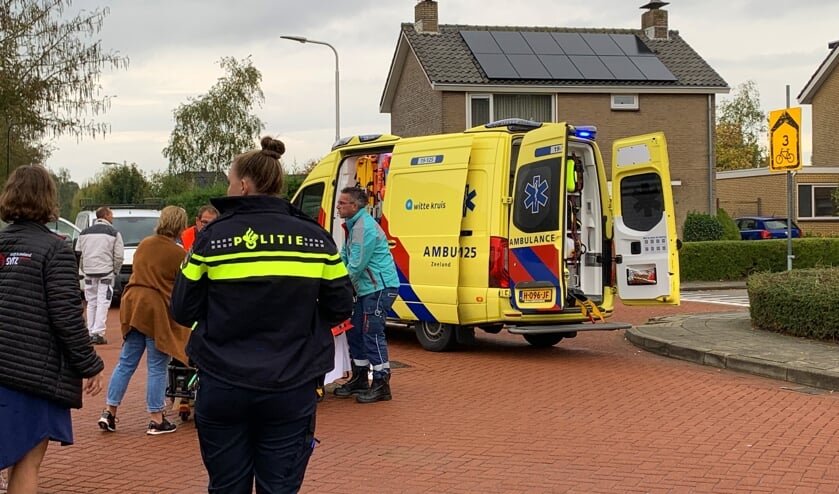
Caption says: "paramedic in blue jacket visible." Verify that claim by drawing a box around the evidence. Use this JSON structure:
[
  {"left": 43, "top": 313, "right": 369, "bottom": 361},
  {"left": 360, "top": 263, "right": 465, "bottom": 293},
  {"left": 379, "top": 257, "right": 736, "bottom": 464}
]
[
  {"left": 333, "top": 186, "right": 400, "bottom": 403},
  {"left": 170, "top": 137, "right": 354, "bottom": 493}
]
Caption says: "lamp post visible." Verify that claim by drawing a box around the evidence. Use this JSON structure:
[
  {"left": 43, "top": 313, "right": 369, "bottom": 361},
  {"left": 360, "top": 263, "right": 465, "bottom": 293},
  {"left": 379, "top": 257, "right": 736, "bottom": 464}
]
[
  {"left": 280, "top": 35, "right": 341, "bottom": 142},
  {"left": 102, "top": 160, "right": 128, "bottom": 203}
]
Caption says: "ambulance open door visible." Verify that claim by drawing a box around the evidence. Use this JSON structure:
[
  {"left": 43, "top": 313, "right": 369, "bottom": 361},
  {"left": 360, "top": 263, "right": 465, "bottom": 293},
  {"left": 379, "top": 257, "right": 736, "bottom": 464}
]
[
  {"left": 381, "top": 134, "right": 473, "bottom": 324},
  {"left": 611, "top": 132, "right": 680, "bottom": 305},
  {"left": 507, "top": 123, "right": 569, "bottom": 313}
]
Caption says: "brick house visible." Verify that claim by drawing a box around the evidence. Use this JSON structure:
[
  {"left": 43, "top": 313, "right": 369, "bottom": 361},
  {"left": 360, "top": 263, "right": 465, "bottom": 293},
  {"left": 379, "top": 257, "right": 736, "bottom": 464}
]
[
  {"left": 716, "top": 40, "right": 839, "bottom": 236},
  {"left": 380, "top": 0, "right": 729, "bottom": 231}
]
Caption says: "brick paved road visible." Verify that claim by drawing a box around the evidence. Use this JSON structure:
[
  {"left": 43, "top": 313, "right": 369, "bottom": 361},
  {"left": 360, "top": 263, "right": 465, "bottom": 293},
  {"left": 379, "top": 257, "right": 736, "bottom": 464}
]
[{"left": 34, "top": 301, "right": 839, "bottom": 493}]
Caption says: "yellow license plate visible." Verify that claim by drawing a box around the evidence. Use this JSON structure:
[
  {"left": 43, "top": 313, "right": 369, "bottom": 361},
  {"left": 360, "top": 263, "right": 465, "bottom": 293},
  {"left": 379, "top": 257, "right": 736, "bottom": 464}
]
[{"left": 518, "top": 288, "right": 553, "bottom": 303}]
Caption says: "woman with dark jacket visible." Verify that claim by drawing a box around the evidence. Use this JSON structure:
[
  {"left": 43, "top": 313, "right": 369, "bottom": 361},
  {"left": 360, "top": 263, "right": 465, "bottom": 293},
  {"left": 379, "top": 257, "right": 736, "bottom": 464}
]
[
  {"left": 171, "top": 136, "right": 354, "bottom": 493},
  {"left": 0, "top": 165, "right": 104, "bottom": 493}
]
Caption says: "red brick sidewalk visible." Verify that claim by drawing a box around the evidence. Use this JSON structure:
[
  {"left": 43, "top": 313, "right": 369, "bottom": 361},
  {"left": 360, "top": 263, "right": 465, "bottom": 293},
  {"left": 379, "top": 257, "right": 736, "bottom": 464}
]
[{"left": 34, "top": 301, "right": 839, "bottom": 493}]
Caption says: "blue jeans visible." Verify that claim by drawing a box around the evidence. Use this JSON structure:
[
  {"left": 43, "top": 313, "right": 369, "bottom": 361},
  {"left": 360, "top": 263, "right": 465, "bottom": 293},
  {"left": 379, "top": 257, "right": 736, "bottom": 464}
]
[
  {"left": 105, "top": 329, "right": 171, "bottom": 413},
  {"left": 347, "top": 287, "right": 398, "bottom": 379},
  {"left": 195, "top": 373, "right": 317, "bottom": 494}
]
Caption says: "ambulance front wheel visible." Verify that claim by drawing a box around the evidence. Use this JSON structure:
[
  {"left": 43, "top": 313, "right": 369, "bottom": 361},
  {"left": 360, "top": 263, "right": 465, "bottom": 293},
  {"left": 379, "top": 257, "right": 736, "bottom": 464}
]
[
  {"left": 523, "top": 334, "right": 564, "bottom": 348},
  {"left": 416, "top": 322, "right": 458, "bottom": 352}
]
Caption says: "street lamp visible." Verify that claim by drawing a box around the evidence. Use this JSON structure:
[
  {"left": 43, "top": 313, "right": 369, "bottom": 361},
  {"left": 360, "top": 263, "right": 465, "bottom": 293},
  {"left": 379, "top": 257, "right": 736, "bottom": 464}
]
[{"left": 281, "top": 35, "right": 341, "bottom": 142}]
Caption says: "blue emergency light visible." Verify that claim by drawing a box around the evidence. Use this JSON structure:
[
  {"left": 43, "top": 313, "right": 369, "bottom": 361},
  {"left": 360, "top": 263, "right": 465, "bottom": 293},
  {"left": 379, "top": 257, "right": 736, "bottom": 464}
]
[{"left": 573, "top": 126, "right": 597, "bottom": 140}]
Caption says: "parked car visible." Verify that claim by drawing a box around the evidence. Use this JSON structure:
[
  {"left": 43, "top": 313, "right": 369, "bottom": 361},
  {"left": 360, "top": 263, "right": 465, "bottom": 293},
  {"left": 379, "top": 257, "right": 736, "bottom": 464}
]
[
  {"left": 46, "top": 217, "right": 81, "bottom": 245},
  {"left": 735, "top": 216, "right": 802, "bottom": 240}
]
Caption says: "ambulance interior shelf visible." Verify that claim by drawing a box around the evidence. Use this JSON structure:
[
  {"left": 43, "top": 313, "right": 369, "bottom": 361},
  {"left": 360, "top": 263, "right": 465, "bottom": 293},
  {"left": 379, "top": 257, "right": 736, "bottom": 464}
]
[{"left": 332, "top": 151, "right": 393, "bottom": 250}]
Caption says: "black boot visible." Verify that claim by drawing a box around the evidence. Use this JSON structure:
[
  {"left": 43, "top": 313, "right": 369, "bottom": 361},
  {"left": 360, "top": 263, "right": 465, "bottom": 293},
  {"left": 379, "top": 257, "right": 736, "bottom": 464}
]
[
  {"left": 333, "top": 364, "right": 369, "bottom": 398},
  {"left": 356, "top": 373, "right": 391, "bottom": 403}
]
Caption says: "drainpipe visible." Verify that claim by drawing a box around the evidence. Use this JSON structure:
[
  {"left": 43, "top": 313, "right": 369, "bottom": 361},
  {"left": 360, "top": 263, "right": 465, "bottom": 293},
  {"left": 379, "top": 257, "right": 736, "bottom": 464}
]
[{"left": 707, "top": 94, "right": 715, "bottom": 213}]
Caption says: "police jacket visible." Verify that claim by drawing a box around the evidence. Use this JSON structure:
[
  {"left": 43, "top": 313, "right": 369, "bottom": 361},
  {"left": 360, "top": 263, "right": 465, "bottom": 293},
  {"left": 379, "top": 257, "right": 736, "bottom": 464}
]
[
  {"left": 341, "top": 208, "right": 399, "bottom": 297},
  {"left": 0, "top": 221, "right": 105, "bottom": 408},
  {"left": 75, "top": 218, "right": 124, "bottom": 277},
  {"left": 170, "top": 195, "right": 354, "bottom": 392}
]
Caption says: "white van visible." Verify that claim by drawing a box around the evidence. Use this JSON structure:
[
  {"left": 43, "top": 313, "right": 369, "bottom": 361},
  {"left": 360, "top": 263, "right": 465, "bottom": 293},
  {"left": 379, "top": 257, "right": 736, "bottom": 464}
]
[{"left": 74, "top": 207, "right": 161, "bottom": 300}]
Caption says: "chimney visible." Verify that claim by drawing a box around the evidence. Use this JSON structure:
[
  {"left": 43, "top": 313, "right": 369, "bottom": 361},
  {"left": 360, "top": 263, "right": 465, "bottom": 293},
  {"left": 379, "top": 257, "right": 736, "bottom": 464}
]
[
  {"left": 415, "top": 0, "right": 438, "bottom": 33},
  {"left": 640, "top": 1, "right": 669, "bottom": 40}
]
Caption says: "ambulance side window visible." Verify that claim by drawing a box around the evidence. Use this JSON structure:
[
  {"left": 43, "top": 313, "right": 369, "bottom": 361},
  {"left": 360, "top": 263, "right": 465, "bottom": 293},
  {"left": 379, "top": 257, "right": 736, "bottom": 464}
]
[
  {"left": 293, "top": 182, "right": 326, "bottom": 221},
  {"left": 512, "top": 158, "right": 561, "bottom": 233},
  {"left": 621, "top": 173, "right": 663, "bottom": 232}
]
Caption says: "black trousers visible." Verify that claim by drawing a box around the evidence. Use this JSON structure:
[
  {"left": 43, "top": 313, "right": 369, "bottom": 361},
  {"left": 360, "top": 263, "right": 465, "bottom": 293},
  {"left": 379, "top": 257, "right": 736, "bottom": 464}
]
[{"left": 194, "top": 373, "right": 318, "bottom": 494}]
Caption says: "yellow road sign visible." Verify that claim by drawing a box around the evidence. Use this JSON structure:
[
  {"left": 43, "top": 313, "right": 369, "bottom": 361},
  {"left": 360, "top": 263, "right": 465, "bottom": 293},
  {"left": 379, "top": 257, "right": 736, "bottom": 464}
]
[{"left": 769, "top": 107, "right": 802, "bottom": 172}]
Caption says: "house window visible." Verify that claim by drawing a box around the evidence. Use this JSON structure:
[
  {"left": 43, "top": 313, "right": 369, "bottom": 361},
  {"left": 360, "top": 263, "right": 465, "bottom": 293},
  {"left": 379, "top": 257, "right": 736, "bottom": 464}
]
[
  {"left": 797, "top": 184, "right": 838, "bottom": 218},
  {"left": 468, "top": 94, "right": 553, "bottom": 127},
  {"left": 611, "top": 94, "right": 639, "bottom": 111},
  {"left": 470, "top": 95, "right": 490, "bottom": 127}
]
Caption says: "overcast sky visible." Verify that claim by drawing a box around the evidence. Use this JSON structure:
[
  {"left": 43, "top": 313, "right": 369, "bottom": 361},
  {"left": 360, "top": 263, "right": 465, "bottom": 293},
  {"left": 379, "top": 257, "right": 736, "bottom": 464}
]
[{"left": 45, "top": 0, "right": 839, "bottom": 184}]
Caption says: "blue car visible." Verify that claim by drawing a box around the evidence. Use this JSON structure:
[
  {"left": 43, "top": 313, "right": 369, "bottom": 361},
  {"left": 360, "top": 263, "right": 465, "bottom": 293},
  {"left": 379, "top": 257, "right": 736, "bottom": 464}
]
[{"left": 735, "top": 216, "right": 802, "bottom": 240}]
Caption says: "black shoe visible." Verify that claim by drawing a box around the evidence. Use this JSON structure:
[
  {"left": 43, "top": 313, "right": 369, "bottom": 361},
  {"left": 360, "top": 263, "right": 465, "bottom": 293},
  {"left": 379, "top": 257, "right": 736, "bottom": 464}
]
[
  {"left": 90, "top": 334, "right": 108, "bottom": 345},
  {"left": 334, "top": 365, "right": 370, "bottom": 398},
  {"left": 147, "top": 417, "right": 177, "bottom": 435},
  {"left": 98, "top": 410, "right": 117, "bottom": 432},
  {"left": 356, "top": 375, "right": 392, "bottom": 403}
]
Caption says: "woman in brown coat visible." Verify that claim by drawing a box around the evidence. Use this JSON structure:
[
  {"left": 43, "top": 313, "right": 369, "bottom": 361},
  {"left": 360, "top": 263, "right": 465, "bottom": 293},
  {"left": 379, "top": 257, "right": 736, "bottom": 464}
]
[{"left": 97, "top": 206, "right": 189, "bottom": 435}]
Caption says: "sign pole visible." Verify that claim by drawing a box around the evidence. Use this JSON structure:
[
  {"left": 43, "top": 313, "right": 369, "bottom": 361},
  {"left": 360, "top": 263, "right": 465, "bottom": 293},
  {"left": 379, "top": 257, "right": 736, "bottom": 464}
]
[
  {"left": 785, "top": 86, "right": 793, "bottom": 272},
  {"left": 768, "top": 94, "right": 801, "bottom": 272}
]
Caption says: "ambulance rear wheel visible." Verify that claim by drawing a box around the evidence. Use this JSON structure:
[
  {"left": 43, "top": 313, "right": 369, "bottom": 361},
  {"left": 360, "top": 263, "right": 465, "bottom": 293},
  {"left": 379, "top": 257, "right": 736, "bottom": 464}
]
[
  {"left": 523, "top": 334, "right": 564, "bottom": 348},
  {"left": 416, "top": 322, "right": 458, "bottom": 352}
]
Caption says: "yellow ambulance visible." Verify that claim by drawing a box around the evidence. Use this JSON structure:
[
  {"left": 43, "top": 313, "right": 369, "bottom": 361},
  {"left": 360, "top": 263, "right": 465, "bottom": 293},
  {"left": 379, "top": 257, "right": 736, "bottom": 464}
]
[{"left": 292, "top": 118, "right": 679, "bottom": 351}]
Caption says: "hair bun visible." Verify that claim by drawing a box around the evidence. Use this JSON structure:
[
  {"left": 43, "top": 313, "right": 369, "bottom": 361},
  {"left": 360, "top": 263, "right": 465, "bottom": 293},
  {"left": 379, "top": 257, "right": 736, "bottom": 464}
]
[{"left": 260, "top": 136, "right": 285, "bottom": 159}]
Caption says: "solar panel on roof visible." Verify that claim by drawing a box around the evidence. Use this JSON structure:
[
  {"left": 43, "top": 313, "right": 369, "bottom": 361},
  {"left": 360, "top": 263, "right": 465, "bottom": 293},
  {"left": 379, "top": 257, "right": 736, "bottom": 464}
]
[
  {"left": 580, "top": 33, "right": 623, "bottom": 56},
  {"left": 600, "top": 56, "right": 645, "bottom": 80},
  {"left": 610, "top": 34, "right": 655, "bottom": 56},
  {"left": 491, "top": 31, "right": 532, "bottom": 55},
  {"left": 474, "top": 53, "right": 519, "bottom": 78},
  {"left": 569, "top": 55, "right": 615, "bottom": 79},
  {"left": 461, "top": 31, "right": 502, "bottom": 54},
  {"left": 631, "top": 56, "right": 677, "bottom": 81},
  {"left": 508, "top": 54, "right": 552, "bottom": 79},
  {"left": 460, "top": 30, "right": 677, "bottom": 83},
  {"left": 539, "top": 54, "right": 584, "bottom": 79},
  {"left": 521, "top": 32, "right": 564, "bottom": 55},
  {"left": 552, "top": 33, "right": 594, "bottom": 55}
]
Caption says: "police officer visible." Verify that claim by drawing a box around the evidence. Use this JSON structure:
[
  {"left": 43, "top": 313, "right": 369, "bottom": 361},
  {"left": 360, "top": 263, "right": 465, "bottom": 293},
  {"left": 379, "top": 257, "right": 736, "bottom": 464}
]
[{"left": 170, "top": 136, "right": 354, "bottom": 493}]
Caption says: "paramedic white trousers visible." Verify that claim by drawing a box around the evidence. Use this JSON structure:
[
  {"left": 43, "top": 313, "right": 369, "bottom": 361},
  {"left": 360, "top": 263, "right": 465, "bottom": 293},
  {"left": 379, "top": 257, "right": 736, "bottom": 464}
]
[{"left": 84, "top": 275, "right": 113, "bottom": 337}]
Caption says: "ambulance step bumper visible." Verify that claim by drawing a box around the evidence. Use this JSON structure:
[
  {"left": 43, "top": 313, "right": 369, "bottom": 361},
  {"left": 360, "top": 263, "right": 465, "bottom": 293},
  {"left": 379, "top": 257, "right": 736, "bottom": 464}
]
[{"left": 506, "top": 322, "right": 631, "bottom": 334}]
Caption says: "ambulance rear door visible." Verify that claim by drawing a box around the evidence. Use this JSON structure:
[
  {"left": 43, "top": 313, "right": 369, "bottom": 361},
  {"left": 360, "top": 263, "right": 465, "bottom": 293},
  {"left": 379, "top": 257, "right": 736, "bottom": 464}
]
[
  {"left": 507, "top": 123, "right": 569, "bottom": 313},
  {"left": 381, "top": 134, "right": 473, "bottom": 324},
  {"left": 611, "top": 132, "right": 680, "bottom": 305}
]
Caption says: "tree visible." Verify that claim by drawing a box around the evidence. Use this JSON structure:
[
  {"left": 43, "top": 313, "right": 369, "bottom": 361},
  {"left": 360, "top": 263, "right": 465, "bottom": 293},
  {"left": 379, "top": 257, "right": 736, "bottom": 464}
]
[
  {"left": 163, "top": 56, "right": 265, "bottom": 174},
  {"left": 49, "top": 167, "right": 79, "bottom": 217},
  {"left": 75, "top": 164, "right": 149, "bottom": 208},
  {"left": 0, "top": 0, "right": 128, "bottom": 178},
  {"left": 715, "top": 81, "right": 768, "bottom": 170}
]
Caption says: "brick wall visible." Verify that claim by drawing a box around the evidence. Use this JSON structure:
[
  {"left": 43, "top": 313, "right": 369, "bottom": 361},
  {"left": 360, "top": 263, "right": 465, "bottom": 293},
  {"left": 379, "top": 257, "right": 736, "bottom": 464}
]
[
  {"left": 390, "top": 52, "right": 443, "bottom": 137},
  {"left": 716, "top": 174, "right": 787, "bottom": 217},
  {"left": 811, "top": 68, "right": 839, "bottom": 166}
]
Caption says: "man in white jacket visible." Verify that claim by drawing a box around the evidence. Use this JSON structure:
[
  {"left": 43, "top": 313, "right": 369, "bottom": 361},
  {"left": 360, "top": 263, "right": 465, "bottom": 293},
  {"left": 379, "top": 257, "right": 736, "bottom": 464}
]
[{"left": 75, "top": 207, "right": 124, "bottom": 344}]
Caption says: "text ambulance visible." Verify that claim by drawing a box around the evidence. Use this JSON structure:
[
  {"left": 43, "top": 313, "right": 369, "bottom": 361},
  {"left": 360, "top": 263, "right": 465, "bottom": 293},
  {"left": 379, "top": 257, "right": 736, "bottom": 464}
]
[{"left": 292, "top": 119, "right": 679, "bottom": 351}]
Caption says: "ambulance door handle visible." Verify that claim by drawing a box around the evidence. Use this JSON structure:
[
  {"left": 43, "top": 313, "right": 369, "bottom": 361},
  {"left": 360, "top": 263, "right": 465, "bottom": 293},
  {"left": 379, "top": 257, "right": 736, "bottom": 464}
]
[
  {"left": 460, "top": 230, "right": 473, "bottom": 237},
  {"left": 387, "top": 240, "right": 397, "bottom": 249}
]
